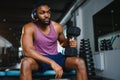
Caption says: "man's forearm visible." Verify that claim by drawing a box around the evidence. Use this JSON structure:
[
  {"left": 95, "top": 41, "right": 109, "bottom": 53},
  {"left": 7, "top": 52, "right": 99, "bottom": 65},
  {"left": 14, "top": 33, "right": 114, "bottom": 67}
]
[
  {"left": 61, "top": 39, "right": 69, "bottom": 48},
  {"left": 23, "top": 48, "right": 55, "bottom": 65}
]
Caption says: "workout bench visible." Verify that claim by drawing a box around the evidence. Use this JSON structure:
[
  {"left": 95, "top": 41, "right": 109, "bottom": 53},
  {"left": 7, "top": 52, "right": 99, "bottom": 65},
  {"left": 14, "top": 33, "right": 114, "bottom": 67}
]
[{"left": 0, "top": 66, "right": 76, "bottom": 79}]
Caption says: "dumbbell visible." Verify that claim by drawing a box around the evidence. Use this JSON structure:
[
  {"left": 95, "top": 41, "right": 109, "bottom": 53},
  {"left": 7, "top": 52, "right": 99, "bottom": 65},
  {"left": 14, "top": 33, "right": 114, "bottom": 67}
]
[{"left": 65, "top": 26, "right": 81, "bottom": 57}]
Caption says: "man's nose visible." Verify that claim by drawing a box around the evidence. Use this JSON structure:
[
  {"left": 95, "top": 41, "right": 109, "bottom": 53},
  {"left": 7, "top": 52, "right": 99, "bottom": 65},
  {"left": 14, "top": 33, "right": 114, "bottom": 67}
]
[{"left": 44, "top": 13, "right": 49, "bottom": 17}]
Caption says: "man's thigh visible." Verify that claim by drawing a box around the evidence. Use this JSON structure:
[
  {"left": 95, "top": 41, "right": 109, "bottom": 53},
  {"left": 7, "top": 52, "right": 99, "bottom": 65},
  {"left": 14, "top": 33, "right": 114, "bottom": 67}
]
[{"left": 64, "top": 57, "right": 80, "bottom": 70}]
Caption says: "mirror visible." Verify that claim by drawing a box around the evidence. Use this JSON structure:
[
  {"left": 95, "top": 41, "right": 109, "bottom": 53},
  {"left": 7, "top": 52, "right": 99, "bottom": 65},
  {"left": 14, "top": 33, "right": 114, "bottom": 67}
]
[{"left": 93, "top": 0, "right": 120, "bottom": 52}]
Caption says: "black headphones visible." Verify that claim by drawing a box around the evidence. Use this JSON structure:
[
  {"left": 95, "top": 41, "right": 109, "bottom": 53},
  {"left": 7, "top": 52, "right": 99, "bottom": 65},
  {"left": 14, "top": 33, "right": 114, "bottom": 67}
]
[{"left": 31, "top": 9, "right": 38, "bottom": 21}]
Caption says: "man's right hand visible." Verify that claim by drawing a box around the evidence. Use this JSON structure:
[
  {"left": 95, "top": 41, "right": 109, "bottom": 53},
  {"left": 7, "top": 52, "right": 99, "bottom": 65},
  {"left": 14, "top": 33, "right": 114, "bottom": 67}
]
[{"left": 50, "top": 61, "right": 63, "bottom": 79}]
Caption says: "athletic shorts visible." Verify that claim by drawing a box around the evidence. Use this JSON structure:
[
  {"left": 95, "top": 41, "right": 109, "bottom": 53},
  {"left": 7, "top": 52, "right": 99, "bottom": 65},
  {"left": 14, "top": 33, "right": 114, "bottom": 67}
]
[{"left": 36, "top": 53, "right": 66, "bottom": 72}]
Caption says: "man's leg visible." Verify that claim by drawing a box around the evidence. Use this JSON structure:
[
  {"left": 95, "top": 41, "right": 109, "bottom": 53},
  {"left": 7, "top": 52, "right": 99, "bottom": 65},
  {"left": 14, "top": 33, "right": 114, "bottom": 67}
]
[
  {"left": 20, "top": 57, "right": 39, "bottom": 80},
  {"left": 65, "top": 57, "right": 88, "bottom": 80}
]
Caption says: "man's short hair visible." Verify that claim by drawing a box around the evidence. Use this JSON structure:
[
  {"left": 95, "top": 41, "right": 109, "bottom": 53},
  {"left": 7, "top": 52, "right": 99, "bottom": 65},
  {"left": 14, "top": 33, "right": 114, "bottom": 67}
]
[{"left": 33, "top": 0, "right": 49, "bottom": 9}]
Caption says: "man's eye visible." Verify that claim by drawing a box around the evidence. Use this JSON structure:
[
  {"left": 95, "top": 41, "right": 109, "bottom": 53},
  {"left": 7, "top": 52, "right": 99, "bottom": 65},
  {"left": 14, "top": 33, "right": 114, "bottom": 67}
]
[
  {"left": 38, "top": 11, "right": 51, "bottom": 14},
  {"left": 39, "top": 12, "right": 45, "bottom": 14}
]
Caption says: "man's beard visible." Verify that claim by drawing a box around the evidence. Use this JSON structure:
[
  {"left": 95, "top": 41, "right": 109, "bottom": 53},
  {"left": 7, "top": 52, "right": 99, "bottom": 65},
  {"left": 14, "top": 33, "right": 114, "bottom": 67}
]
[{"left": 38, "top": 18, "right": 50, "bottom": 25}]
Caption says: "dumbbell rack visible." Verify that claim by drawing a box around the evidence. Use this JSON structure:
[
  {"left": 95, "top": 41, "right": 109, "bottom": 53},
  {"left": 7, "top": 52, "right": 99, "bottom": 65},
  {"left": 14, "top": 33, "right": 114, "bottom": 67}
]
[
  {"left": 100, "top": 39, "right": 113, "bottom": 51},
  {"left": 79, "top": 39, "right": 96, "bottom": 79}
]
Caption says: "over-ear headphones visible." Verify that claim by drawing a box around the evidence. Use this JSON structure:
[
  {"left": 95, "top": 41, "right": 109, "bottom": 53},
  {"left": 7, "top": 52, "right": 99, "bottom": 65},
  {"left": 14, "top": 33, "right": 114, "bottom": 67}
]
[
  {"left": 31, "top": 9, "right": 38, "bottom": 21},
  {"left": 31, "top": 0, "right": 48, "bottom": 21}
]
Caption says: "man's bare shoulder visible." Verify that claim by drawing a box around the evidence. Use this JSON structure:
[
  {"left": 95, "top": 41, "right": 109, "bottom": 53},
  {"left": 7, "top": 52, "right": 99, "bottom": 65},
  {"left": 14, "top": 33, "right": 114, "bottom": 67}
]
[
  {"left": 23, "top": 22, "right": 35, "bottom": 29},
  {"left": 51, "top": 21, "right": 63, "bottom": 34},
  {"left": 22, "top": 22, "right": 35, "bottom": 33},
  {"left": 22, "top": 22, "right": 35, "bottom": 32},
  {"left": 51, "top": 21, "right": 62, "bottom": 27}
]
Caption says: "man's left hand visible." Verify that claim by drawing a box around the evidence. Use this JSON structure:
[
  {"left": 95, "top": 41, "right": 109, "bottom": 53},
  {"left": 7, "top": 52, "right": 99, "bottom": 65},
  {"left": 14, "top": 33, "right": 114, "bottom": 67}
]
[{"left": 69, "top": 38, "right": 77, "bottom": 48}]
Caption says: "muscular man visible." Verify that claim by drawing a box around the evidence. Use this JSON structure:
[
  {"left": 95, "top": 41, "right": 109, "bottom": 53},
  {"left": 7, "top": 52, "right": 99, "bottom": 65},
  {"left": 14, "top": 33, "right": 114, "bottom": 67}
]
[{"left": 20, "top": 2, "right": 88, "bottom": 80}]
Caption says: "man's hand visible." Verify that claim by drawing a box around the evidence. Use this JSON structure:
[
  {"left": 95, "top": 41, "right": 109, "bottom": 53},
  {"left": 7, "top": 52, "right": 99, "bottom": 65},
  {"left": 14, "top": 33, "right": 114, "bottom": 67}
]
[
  {"left": 69, "top": 38, "right": 77, "bottom": 48},
  {"left": 50, "top": 61, "right": 63, "bottom": 79}
]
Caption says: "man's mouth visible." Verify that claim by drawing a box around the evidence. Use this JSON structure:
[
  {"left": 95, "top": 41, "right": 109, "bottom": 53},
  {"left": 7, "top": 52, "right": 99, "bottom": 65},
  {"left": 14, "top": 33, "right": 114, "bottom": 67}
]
[{"left": 44, "top": 18, "right": 49, "bottom": 22}]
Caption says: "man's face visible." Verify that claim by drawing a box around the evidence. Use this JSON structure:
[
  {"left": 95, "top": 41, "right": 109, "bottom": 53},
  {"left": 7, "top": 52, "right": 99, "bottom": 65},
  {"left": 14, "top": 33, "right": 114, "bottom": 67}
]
[{"left": 36, "top": 5, "right": 51, "bottom": 25}]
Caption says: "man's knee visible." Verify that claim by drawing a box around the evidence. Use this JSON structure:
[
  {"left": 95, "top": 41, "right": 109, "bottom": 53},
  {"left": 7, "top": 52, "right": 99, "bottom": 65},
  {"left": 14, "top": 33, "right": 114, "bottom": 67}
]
[
  {"left": 21, "top": 57, "right": 34, "bottom": 68},
  {"left": 74, "top": 58, "right": 86, "bottom": 69}
]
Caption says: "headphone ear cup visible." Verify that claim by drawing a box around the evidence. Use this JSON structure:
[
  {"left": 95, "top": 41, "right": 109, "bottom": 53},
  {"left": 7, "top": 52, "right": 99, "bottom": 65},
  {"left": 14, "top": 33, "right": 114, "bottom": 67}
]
[{"left": 31, "top": 10, "right": 37, "bottom": 20}]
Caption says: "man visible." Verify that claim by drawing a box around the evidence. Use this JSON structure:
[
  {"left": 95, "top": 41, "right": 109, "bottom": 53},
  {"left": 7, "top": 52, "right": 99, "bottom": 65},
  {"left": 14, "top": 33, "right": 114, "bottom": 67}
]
[{"left": 20, "top": 2, "right": 88, "bottom": 80}]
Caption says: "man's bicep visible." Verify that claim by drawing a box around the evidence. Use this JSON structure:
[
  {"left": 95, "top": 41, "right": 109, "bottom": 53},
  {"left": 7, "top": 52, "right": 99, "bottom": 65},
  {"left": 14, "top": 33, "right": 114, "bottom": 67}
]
[
  {"left": 21, "top": 26, "right": 34, "bottom": 51},
  {"left": 58, "top": 33, "right": 67, "bottom": 45}
]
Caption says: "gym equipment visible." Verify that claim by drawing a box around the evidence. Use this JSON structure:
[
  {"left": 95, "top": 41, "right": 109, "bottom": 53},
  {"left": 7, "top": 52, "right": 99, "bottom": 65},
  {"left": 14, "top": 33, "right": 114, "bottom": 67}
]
[
  {"left": 5, "top": 69, "right": 20, "bottom": 76},
  {"left": 1, "top": 65, "right": 76, "bottom": 79},
  {"left": 100, "top": 39, "right": 113, "bottom": 51},
  {"left": 65, "top": 26, "right": 81, "bottom": 57},
  {"left": 79, "top": 39, "right": 96, "bottom": 79},
  {"left": 0, "top": 47, "right": 19, "bottom": 67},
  {"left": 0, "top": 71, "right": 6, "bottom": 77}
]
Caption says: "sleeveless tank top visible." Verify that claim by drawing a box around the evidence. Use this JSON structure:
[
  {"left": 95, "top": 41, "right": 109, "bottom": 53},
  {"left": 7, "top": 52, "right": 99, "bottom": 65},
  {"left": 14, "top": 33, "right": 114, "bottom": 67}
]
[{"left": 33, "top": 22, "right": 58, "bottom": 55}]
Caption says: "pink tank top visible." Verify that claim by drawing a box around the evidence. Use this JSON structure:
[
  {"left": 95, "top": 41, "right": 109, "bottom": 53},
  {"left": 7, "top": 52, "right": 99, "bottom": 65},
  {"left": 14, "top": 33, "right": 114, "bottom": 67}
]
[{"left": 33, "top": 22, "right": 58, "bottom": 55}]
